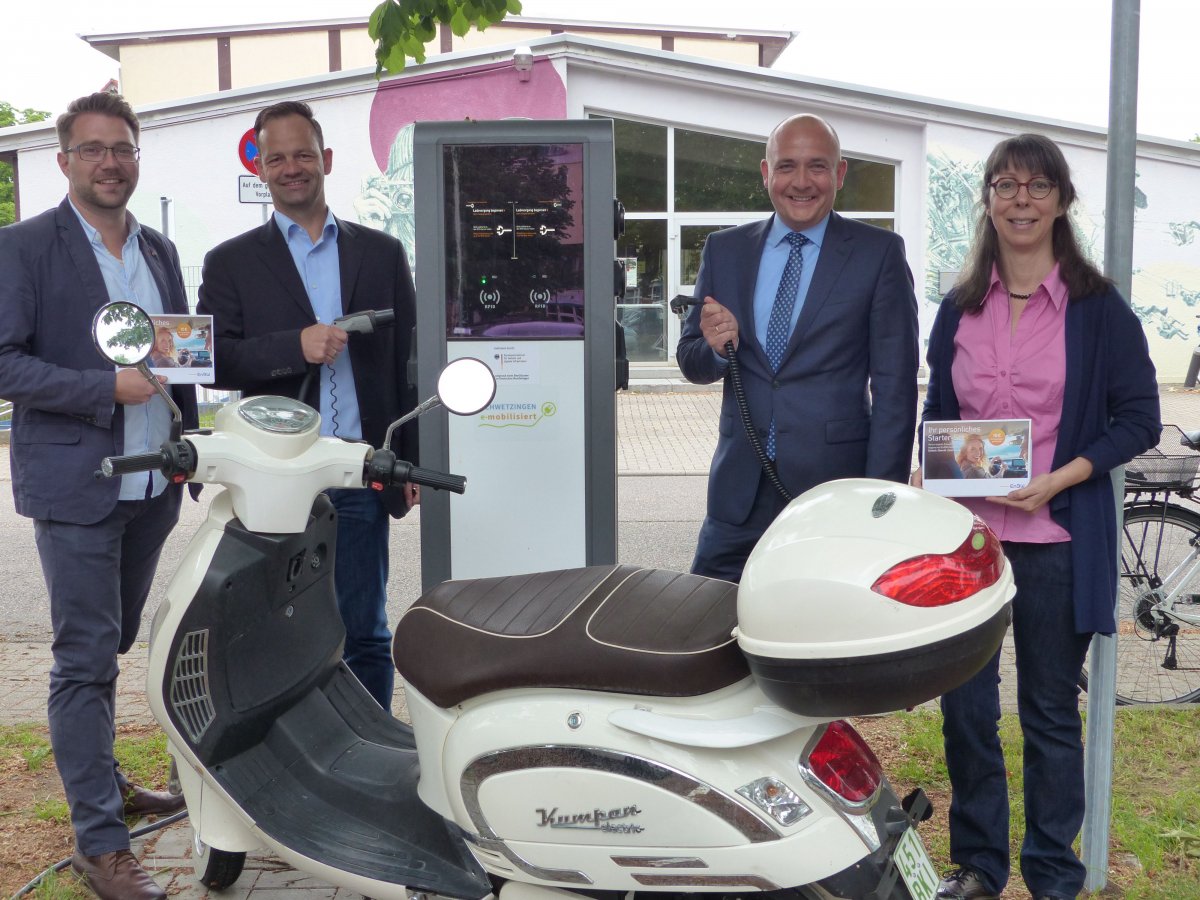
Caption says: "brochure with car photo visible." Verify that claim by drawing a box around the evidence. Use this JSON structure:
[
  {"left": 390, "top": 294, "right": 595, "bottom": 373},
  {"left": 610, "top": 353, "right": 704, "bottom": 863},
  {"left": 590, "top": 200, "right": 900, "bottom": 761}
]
[
  {"left": 147, "top": 314, "right": 215, "bottom": 384},
  {"left": 922, "top": 419, "right": 1032, "bottom": 497}
]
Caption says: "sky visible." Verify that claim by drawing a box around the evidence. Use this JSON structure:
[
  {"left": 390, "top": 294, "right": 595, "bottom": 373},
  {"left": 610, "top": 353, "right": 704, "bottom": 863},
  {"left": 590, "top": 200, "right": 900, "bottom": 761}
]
[{"left": 2, "top": 0, "right": 1197, "bottom": 142}]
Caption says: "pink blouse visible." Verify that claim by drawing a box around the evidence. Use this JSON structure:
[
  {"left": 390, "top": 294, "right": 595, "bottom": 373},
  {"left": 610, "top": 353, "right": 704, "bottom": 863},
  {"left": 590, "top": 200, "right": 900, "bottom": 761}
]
[{"left": 950, "top": 264, "right": 1071, "bottom": 543}]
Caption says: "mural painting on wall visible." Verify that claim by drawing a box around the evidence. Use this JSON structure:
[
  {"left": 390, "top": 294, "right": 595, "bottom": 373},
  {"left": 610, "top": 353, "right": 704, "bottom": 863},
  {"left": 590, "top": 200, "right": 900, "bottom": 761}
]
[
  {"left": 353, "top": 59, "right": 568, "bottom": 270},
  {"left": 925, "top": 145, "right": 1200, "bottom": 378}
]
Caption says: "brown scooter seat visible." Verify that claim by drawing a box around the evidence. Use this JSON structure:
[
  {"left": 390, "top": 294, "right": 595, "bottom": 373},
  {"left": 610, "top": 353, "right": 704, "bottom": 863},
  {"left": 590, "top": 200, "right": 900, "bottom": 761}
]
[{"left": 393, "top": 565, "right": 746, "bottom": 708}]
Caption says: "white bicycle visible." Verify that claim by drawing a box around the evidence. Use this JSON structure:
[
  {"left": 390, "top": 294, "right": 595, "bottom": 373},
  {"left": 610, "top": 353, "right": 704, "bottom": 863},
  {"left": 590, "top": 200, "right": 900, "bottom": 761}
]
[{"left": 1080, "top": 425, "right": 1200, "bottom": 704}]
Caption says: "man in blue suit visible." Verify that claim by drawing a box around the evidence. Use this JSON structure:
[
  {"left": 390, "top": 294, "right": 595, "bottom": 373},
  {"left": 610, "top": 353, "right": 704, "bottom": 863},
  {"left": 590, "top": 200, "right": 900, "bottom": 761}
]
[
  {"left": 677, "top": 114, "right": 918, "bottom": 582},
  {"left": 0, "top": 92, "right": 196, "bottom": 900}
]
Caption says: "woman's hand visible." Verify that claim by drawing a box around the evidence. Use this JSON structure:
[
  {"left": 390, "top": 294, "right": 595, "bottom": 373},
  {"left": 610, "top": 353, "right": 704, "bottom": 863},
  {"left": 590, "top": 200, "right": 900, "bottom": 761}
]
[
  {"left": 909, "top": 468, "right": 924, "bottom": 488},
  {"left": 987, "top": 457, "right": 1094, "bottom": 513}
]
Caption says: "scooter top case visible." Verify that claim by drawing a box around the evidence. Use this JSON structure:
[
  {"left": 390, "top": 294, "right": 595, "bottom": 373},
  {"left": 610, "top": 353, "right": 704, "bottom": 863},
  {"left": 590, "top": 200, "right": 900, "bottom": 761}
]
[{"left": 737, "top": 479, "right": 1015, "bottom": 716}]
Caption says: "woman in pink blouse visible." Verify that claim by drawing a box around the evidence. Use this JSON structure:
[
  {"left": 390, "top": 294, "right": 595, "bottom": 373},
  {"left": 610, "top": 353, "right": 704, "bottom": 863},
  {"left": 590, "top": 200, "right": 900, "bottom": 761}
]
[{"left": 918, "top": 135, "right": 1160, "bottom": 900}]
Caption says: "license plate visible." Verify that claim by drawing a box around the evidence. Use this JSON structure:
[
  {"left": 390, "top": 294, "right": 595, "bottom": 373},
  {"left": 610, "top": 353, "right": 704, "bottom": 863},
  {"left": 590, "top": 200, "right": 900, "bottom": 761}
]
[{"left": 893, "top": 827, "right": 939, "bottom": 900}]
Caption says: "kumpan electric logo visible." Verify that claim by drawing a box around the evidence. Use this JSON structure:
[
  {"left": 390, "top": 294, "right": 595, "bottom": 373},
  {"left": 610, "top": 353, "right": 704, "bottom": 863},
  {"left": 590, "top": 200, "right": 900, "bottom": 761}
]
[
  {"left": 535, "top": 804, "right": 644, "bottom": 833},
  {"left": 479, "top": 401, "right": 558, "bottom": 429}
]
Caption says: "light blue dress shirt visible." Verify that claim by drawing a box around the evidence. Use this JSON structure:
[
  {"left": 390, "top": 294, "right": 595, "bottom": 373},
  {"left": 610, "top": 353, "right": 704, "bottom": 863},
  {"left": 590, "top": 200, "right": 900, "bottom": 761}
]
[
  {"left": 751, "top": 213, "right": 830, "bottom": 342},
  {"left": 274, "top": 210, "right": 362, "bottom": 440},
  {"left": 69, "top": 199, "right": 171, "bottom": 500}
]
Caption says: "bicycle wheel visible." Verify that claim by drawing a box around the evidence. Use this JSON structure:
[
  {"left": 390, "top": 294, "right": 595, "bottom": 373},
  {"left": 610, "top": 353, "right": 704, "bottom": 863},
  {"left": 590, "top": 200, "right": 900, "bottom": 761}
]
[{"left": 1081, "top": 502, "right": 1200, "bottom": 704}]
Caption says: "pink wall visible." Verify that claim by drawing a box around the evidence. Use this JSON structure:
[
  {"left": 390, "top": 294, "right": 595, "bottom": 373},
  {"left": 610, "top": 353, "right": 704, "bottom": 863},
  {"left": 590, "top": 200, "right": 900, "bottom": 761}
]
[{"left": 369, "top": 58, "right": 567, "bottom": 171}]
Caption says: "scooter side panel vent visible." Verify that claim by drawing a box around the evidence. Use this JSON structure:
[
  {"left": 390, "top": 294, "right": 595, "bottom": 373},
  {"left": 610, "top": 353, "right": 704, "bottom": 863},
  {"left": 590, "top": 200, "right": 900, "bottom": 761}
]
[{"left": 171, "top": 628, "right": 216, "bottom": 743}]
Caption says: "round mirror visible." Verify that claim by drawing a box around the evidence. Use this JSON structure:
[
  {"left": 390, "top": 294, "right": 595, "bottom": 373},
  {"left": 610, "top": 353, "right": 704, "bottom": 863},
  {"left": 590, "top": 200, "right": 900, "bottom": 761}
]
[
  {"left": 437, "top": 357, "right": 497, "bottom": 416},
  {"left": 92, "top": 301, "right": 154, "bottom": 366}
]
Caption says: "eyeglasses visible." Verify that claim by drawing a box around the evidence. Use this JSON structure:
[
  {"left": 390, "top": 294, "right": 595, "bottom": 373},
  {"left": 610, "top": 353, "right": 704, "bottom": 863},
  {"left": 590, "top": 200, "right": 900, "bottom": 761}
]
[
  {"left": 990, "top": 177, "right": 1056, "bottom": 200},
  {"left": 65, "top": 143, "right": 141, "bottom": 163}
]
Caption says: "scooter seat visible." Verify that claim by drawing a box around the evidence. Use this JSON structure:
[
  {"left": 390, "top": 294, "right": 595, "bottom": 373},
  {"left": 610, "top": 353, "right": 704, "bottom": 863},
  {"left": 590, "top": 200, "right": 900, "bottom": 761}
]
[{"left": 394, "top": 565, "right": 746, "bottom": 708}]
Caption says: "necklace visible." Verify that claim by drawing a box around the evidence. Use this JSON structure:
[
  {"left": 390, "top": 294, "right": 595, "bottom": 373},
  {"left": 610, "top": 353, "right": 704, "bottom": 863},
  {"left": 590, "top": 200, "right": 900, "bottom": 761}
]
[{"left": 1008, "top": 291, "right": 1033, "bottom": 300}]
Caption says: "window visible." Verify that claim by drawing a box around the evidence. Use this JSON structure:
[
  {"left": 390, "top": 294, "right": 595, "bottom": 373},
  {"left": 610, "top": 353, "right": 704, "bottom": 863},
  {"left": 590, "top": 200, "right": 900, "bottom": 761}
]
[
  {"left": 609, "top": 117, "right": 667, "bottom": 212},
  {"left": 675, "top": 129, "right": 772, "bottom": 213},
  {"left": 835, "top": 158, "right": 896, "bottom": 216}
]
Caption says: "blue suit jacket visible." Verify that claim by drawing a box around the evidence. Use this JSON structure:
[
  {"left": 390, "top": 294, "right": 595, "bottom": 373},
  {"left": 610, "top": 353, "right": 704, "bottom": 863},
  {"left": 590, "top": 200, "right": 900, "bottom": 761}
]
[
  {"left": 677, "top": 212, "right": 919, "bottom": 524},
  {"left": 0, "top": 198, "right": 198, "bottom": 524}
]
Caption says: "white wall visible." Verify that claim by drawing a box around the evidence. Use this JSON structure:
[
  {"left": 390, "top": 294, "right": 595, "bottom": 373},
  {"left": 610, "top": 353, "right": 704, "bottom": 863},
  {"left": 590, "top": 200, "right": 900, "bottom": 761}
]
[{"left": 924, "top": 121, "right": 1200, "bottom": 381}]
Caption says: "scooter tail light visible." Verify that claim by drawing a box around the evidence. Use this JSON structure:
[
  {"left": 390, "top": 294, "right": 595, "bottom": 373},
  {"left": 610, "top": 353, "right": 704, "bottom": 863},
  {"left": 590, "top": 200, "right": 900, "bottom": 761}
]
[
  {"left": 803, "top": 720, "right": 882, "bottom": 806},
  {"left": 870, "top": 517, "right": 1003, "bottom": 607}
]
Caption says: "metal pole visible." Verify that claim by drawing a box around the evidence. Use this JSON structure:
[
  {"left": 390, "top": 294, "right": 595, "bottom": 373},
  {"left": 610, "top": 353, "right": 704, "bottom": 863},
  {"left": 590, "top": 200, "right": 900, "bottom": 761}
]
[
  {"left": 1082, "top": 0, "right": 1139, "bottom": 891},
  {"left": 159, "top": 195, "right": 172, "bottom": 239}
]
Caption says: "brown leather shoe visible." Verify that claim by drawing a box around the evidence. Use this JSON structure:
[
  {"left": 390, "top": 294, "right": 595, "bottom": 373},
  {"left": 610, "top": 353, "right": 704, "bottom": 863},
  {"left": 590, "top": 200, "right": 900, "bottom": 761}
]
[
  {"left": 122, "top": 782, "right": 186, "bottom": 817},
  {"left": 71, "top": 850, "right": 166, "bottom": 900}
]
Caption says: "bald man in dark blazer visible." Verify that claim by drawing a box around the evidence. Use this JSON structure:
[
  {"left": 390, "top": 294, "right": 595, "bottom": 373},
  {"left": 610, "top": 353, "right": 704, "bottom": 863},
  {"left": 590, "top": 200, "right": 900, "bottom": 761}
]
[{"left": 677, "top": 115, "right": 918, "bottom": 582}]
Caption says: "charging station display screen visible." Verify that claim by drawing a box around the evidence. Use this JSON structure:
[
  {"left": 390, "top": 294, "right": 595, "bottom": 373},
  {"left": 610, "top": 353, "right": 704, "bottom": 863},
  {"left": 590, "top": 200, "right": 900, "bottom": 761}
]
[{"left": 443, "top": 143, "right": 584, "bottom": 339}]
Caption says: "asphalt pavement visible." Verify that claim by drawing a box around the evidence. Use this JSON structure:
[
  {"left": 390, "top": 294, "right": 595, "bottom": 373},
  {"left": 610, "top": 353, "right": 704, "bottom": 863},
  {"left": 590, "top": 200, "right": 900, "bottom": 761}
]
[{"left": 2, "top": 383, "right": 1198, "bottom": 897}]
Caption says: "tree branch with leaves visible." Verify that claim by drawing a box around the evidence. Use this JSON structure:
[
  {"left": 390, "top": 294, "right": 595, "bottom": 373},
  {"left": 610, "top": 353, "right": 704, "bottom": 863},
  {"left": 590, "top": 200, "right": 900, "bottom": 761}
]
[
  {"left": 1, "top": 102, "right": 52, "bottom": 227},
  {"left": 368, "top": 0, "right": 522, "bottom": 75}
]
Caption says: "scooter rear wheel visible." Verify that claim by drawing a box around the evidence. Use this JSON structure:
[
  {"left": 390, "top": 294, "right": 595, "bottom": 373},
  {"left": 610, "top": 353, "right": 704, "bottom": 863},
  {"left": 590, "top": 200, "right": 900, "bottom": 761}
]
[{"left": 193, "top": 833, "right": 246, "bottom": 890}]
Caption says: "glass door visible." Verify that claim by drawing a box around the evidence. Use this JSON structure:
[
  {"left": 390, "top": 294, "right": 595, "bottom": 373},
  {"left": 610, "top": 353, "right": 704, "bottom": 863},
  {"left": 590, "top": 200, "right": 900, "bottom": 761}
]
[{"left": 669, "top": 215, "right": 763, "bottom": 360}]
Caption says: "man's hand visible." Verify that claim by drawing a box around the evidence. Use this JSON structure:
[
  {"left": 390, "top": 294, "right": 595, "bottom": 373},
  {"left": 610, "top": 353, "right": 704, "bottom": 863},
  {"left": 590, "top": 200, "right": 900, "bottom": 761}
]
[
  {"left": 114, "top": 368, "right": 163, "bottom": 405},
  {"left": 404, "top": 483, "right": 420, "bottom": 509},
  {"left": 301, "top": 324, "right": 349, "bottom": 365},
  {"left": 699, "top": 297, "right": 739, "bottom": 357}
]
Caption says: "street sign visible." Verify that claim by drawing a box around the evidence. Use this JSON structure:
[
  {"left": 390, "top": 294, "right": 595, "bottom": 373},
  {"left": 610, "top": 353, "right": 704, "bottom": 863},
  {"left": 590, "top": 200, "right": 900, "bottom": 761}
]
[
  {"left": 237, "top": 127, "right": 259, "bottom": 175},
  {"left": 238, "top": 174, "right": 272, "bottom": 204}
]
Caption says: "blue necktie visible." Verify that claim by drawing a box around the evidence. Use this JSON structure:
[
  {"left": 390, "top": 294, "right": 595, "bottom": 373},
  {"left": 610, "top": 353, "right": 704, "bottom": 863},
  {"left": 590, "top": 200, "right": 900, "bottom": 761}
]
[{"left": 764, "top": 231, "right": 810, "bottom": 460}]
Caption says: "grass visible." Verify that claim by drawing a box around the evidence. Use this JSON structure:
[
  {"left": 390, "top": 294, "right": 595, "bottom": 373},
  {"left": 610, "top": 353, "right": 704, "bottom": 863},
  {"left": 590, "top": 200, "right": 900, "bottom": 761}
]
[
  {"left": 24, "top": 873, "right": 86, "bottom": 900},
  {"left": 1, "top": 725, "right": 176, "bottom": 900},
  {"left": 0, "top": 722, "right": 52, "bottom": 771},
  {"left": 865, "top": 706, "right": 1200, "bottom": 898},
  {"left": 3, "top": 709, "right": 1198, "bottom": 898}
]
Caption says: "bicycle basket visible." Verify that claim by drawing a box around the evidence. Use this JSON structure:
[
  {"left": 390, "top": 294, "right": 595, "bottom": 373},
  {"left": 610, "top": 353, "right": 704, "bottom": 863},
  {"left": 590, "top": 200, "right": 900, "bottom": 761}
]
[{"left": 1125, "top": 425, "right": 1200, "bottom": 491}]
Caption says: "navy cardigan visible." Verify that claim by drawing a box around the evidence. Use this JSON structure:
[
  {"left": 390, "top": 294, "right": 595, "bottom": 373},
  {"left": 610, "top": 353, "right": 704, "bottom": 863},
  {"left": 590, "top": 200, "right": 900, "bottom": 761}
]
[{"left": 923, "top": 286, "right": 1161, "bottom": 634}]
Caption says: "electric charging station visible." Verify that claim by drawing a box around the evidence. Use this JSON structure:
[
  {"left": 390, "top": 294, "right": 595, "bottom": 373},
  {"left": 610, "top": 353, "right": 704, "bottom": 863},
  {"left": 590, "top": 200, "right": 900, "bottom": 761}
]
[{"left": 413, "top": 119, "right": 622, "bottom": 590}]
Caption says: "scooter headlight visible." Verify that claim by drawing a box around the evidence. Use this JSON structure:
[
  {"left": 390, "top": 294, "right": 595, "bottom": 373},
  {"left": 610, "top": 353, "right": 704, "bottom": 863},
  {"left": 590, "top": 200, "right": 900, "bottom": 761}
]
[
  {"left": 736, "top": 776, "right": 812, "bottom": 826},
  {"left": 238, "top": 396, "right": 319, "bottom": 434}
]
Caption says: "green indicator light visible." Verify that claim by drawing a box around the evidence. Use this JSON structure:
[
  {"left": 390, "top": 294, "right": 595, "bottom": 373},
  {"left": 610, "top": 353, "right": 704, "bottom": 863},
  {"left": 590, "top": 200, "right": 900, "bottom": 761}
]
[{"left": 971, "top": 532, "right": 986, "bottom": 551}]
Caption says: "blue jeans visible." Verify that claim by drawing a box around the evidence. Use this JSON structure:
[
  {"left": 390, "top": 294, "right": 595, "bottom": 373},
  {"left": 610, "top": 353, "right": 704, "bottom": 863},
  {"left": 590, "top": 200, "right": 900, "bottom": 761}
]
[
  {"left": 941, "top": 541, "right": 1091, "bottom": 898},
  {"left": 327, "top": 489, "right": 393, "bottom": 711}
]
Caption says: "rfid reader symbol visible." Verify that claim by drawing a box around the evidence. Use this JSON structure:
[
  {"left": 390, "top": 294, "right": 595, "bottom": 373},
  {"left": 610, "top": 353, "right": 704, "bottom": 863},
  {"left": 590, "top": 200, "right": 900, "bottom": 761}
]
[
  {"left": 530, "top": 288, "right": 551, "bottom": 307},
  {"left": 479, "top": 288, "right": 501, "bottom": 309}
]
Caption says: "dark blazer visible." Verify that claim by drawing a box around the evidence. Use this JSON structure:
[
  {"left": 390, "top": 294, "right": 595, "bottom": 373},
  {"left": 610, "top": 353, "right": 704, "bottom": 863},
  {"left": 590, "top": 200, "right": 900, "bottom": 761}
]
[
  {"left": 197, "top": 216, "right": 418, "bottom": 517},
  {"left": 923, "top": 287, "right": 1161, "bottom": 633},
  {"left": 0, "top": 198, "right": 198, "bottom": 524},
  {"left": 676, "top": 212, "right": 919, "bottom": 525}
]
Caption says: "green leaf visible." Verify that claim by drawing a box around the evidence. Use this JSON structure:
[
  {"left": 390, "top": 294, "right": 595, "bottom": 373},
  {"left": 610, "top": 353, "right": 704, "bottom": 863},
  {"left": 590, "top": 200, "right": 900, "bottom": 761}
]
[
  {"left": 450, "top": 8, "right": 471, "bottom": 36},
  {"left": 370, "top": 0, "right": 518, "bottom": 77}
]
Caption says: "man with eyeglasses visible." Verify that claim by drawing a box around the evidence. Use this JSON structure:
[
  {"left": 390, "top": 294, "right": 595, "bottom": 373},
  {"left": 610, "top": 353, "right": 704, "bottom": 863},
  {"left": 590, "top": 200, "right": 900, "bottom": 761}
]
[{"left": 0, "top": 92, "right": 196, "bottom": 900}]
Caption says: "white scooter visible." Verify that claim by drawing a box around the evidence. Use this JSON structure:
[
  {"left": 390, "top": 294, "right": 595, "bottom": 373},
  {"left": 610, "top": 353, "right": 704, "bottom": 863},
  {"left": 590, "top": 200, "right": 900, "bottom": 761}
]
[{"left": 93, "top": 302, "right": 1015, "bottom": 900}]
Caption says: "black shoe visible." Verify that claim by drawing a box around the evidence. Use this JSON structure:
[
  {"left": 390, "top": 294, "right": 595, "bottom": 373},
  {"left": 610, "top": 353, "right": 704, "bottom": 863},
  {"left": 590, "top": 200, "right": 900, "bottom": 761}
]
[{"left": 936, "top": 867, "right": 999, "bottom": 900}]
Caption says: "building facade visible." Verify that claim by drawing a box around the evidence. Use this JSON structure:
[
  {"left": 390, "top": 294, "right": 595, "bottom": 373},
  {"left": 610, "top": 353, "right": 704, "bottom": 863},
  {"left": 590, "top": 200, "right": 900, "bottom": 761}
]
[{"left": 2, "top": 31, "right": 1198, "bottom": 377}]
